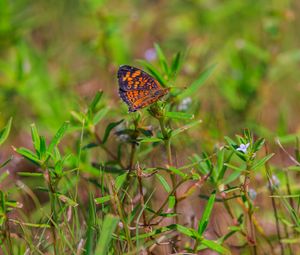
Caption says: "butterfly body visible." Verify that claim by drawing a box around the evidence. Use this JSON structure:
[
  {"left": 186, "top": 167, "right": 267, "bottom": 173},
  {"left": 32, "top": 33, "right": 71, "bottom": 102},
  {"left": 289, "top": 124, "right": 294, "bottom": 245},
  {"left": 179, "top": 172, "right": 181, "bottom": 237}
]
[{"left": 117, "top": 65, "right": 169, "bottom": 112}]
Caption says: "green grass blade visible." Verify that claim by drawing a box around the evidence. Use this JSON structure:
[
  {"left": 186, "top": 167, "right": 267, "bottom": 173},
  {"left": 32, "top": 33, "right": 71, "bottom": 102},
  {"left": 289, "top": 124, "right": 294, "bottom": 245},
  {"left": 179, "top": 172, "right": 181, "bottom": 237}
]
[
  {"left": 178, "top": 64, "right": 216, "bottom": 100},
  {"left": 48, "top": 121, "right": 69, "bottom": 153},
  {"left": 0, "top": 117, "right": 12, "bottom": 146},
  {"left": 165, "top": 111, "right": 194, "bottom": 120},
  {"left": 94, "top": 214, "right": 119, "bottom": 255},
  {"left": 198, "top": 190, "right": 216, "bottom": 235},
  {"left": 30, "top": 123, "right": 40, "bottom": 154},
  {"left": 200, "top": 239, "right": 230, "bottom": 254},
  {"left": 102, "top": 119, "right": 124, "bottom": 144},
  {"left": 154, "top": 43, "right": 169, "bottom": 75}
]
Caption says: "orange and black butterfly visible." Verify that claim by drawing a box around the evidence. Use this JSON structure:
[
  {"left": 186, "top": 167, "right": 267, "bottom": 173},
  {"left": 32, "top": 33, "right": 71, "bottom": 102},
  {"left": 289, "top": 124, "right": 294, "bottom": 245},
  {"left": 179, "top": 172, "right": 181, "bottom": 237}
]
[{"left": 117, "top": 65, "right": 169, "bottom": 112}]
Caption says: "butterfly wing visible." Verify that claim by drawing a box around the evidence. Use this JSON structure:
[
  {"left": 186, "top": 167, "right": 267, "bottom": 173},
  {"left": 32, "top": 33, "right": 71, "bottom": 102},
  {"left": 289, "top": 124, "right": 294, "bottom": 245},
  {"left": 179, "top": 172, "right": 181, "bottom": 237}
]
[
  {"left": 118, "top": 65, "right": 161, "bottom": 91},
  {"left": 119, "top": 89, "right": 151, "bottom": 112},
  {"left": 117, "top": 65, "right": 168, "bottom": 112}
]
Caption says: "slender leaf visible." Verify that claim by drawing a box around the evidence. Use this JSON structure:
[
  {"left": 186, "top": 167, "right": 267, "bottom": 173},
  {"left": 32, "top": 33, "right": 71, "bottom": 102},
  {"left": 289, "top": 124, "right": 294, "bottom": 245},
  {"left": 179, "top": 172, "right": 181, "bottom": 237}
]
[
  {"left": 30, "top": 123, "right": 40, "bottom": 154},
  {"left": 172, "top": 120, "right": 202, "bottom": 137},
  {"left": 58, "top": 194, "right": 78, "bottom": 207},
  {"left": 48, "top": 121, "right": 69, "bottom": 153},
  {"left": 93, "top": 107, "right": 109, "bottom": 125},
  {"left": 94, "top": 195, "right": 111, "bottom": 204},
  {"left": 154, "top": 43, "right": 169, "bottom": 75},
  {"left": 94, "top": 214, "right": 119, "bottom": 255},
  {"left": 138, "top": 60, "right": 167, "bottom": 86},
  {"left": 201, "top": 239, "right": 231, "bottom": 255},
  {"left": 252, "top": 153, "right": 274, "bottom": 170},
  {"left": 165, "top": 111, "right": 194, "bottom": 120},
  {"left": 171, "top": 51, "right": 182, "bottom": 76},
  {"left": 198, "top": 191, "right": 216, "bottom": 235},
  {"left": 156, "top": 174, "right": 171, "bottom": 193},
  {"left": 0, "top": 117, "right": 12, "bottom": 146},
  {"left": 178, "top": 64, "right": 216, "bottom": 100},
  {"left": 88, "top": 90, "right": 103, "bottom": 113},
  {"left": 139, "top": 137, "right": 162, "bottom": 143},
  {"left": 102, "top": 120, "right": 124, "bottom": 144},
  {"left": 14, "top": 147, "right": 41, "bottom": 165}
]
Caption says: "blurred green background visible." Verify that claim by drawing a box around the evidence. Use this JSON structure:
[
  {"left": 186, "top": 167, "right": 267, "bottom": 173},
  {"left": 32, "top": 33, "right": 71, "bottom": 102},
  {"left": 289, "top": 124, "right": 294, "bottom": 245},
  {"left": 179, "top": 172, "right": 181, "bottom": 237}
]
[{"left": 1, "top": 0, "right": 299, "bottom": 144}]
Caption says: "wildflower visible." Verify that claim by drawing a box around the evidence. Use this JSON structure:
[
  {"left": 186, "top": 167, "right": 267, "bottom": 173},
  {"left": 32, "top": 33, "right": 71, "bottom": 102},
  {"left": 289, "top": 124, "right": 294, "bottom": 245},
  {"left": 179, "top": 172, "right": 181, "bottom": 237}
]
[
  {"left": 236, "top": 143, "right": 250, "bottom": 153},
  {"left": 248, "top": 188, "right": 257, "bottom": 200},
  {"left": 266, "top": 174, "right": 280, "bottom": 190},
  {"left": 144, "top": 48, "right": 157, "bottom": 62},
  {"left": 178, "top": 97, "right": 192, "bottom": 111},
  {"left": 272, "top": 175, "right": 280, "bottom": 187},
  {"left": 117, "top": 134, "right": 130, "bottom": 143}
]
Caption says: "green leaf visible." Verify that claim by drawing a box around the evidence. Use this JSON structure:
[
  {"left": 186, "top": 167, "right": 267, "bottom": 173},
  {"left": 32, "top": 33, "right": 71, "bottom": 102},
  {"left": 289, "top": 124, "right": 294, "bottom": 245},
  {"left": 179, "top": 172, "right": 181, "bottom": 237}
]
[
  {"left": 0, "top": 169, "right": 10, "bottom": 183},
  {"left": 165, "top": 111, "right": 194, "bottom": 120},
  {"left": 92, "top": 107, "right": 109, "bottom": 125},
  {"left": 171, "top": 51, "right": 182, "bottom": 76},
  {"left": 17, "top": 172, "right": 43, "bottom": 177},
  {"left": 0, "top": 156, "right": 12, "bottom": 169},
  {"left": 167, "top": 166, "right": 187, "bottom": 178},
  {"left": 168, "top": 195, "right": 176, "bottom": 209},
  {"left": 139, "top": 137, "right": 162, "bottom": 143},
  {"left": 48, "top": 121, "right": 69, "bottom": 153},
  {"left": 175, "top": 224, "right": 201, "bottom": 239},
  {"left": 71, "top": 110, "right": 85, "bottom": 123},
  {"left": 0, "top": 117, "right": 12, "bottom": 146},
  {"left": 224, "top": 163, "right": 245, "bottom": 172},
  {"left": 14, "top": 147, "right": 41, "bottom": 165},
  {"left": 252, "top": 153, "right": 274, "bottom": 170},
  {"left": 178, "top": 64, "right": 216, "bottom": 100},
  {"left": 30, "top": 123, "right": 40, "bottom": 154},
  {"left": 172, "top": 120, "right": 202, "bottom": 137},
  {"left": 95, "top": 214, "right": 119, "bottom": 255},
  {"left": 281, "top": 238, "right": 300, "bottom": 244},
  {"left": 198, "top": 191, "right": 216, "bottom": 235},
  {"left": 94, "top": 195, "right": 111, "bottom": 204},
  {"left": 224, "top": 136, "right": 237, "bottom": 147},
  {"left": 115, "top": 173, "right": 128, "bottom": 191},
  {"left": 40, "top": 136, "right": 47, "bottom": 160},
  {"left": 138, "top": 60, "right": 167, "bottom": 86},
  {"left": 102, "top": 120, "right": 124, "bottom": 144},
  {"left": 85, "top": 194, "right": 97, "bottom": 255},
  {"left": 88, "top": 90, "right": 103, "bottom": 113},
  {"left": 253, "top": 138, "right": 265, "bottom": 152},
  {"left": 215, "top": 148, "right": 225, "bottom": 180},
  {"left": 154, "top": 43, "right": 169, "bottom": 75},
  {"left": 223, "top": 171, "right": 241, "bottom": 185},
  {"left": 201, "top": 239, "right": 231, "bottom": 254},
  {"left": 58, "top": 194, "right": 78, "bottom": 207},
  {"left": 156, "top": 174, "right": 171, "bottom": 193}
]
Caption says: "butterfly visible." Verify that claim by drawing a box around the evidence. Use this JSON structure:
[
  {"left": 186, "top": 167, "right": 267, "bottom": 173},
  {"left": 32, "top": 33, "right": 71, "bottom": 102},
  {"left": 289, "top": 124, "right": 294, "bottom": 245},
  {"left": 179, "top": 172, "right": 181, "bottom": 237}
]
[{"left": 117, "top": 65, "right": 169, "bottom": 112}]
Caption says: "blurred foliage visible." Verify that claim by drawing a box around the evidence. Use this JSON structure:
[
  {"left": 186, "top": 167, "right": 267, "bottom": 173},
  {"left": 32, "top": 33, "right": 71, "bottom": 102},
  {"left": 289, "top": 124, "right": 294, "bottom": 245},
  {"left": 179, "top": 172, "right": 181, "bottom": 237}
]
[
  {"left": 0, "top": 0, "right": 300, "bottom": 254},
  {"left": 0, "top": 0, "right": 299, "bottom": 141}
]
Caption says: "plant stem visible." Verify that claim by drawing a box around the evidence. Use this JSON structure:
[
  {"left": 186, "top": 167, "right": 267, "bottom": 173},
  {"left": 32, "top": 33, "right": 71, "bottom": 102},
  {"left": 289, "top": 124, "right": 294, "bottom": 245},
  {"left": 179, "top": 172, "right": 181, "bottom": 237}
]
[
  {"left": 242, "top": 165, "right": 257, "bottom": 255},
  {"left": 158, "top": 117, "right": 178, "bottom": 219},
  {"left": 5, "top": 213, "right": 13, "bottom": 255},
  {"left": 264, "top": 145, "right": 284, "bottom": 255},
  {"left": 137, "top": 166, "right": 147, "bottom": 227},
  {"left": 46, "top": 168, "right": 58, "bottom": 255},
  {"left": 108, "top": 175, "right": 133, "bottom": 251},
  {"left": 148, "top": 179, "right": 186, "bottom": 224},
  {"left": 129, "top": 141, "right": 137, "bottom": 171},
  {"left": 94, "top": 132, "right": 125, "bottom": 169}
]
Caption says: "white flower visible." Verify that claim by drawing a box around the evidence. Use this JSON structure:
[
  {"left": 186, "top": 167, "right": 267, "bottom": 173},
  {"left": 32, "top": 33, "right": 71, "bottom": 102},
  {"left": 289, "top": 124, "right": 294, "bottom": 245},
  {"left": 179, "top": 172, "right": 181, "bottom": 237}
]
[
  {"left": 178, "top": 97, "right": 192, "bottom": 111},
  {"left": 271, "top": 175, "right": 280, "bottom": 187},
  {"left": 248, "top": 188, "right": 257, "bottom": 200},
  {"left": 144, "top": 48, "right": 157, "bottom": 62},
  {"left": 117, "top": 134, "right": 130, "bottom": 142},
  {"left": 236, "top": 143, "right": 250, "bottom": 153}
]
